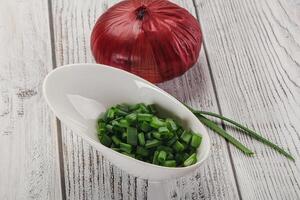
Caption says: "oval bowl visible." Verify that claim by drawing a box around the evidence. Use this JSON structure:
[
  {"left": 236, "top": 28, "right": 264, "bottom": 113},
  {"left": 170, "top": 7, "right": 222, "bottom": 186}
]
[{"left": 43, "top": 63, "right": 210, "bottom": 181}]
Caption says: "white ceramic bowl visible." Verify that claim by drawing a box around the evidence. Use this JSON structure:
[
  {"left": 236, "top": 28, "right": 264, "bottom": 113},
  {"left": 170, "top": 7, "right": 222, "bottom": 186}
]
[{"left": 43, "top": 63, "right": 210, "bottom": 181}]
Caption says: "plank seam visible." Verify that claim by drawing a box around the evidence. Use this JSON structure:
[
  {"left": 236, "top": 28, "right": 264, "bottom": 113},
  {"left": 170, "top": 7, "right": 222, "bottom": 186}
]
[
  {"left": 192, "top": 0, "right": 242, "bottom": 199},
  {"left": 47, "top": 0, "right": 66, "bottom": 199}
]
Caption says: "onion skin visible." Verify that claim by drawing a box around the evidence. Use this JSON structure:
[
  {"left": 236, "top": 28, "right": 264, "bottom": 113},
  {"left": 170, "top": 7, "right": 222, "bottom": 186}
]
[{"left": 91, "top": 0, "right": 202, "bottom": 83}]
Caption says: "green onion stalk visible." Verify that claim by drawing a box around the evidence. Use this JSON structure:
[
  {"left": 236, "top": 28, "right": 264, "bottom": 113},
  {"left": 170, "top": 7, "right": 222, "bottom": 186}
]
[{"left": 186, "top": 105, "right": 294, "bottom": 161}]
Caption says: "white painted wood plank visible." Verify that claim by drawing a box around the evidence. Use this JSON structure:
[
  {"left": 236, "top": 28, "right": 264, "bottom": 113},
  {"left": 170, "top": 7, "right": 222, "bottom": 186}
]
[
  {"left": 195, "top": 0, "right": 300, "bottom": 199},
  {"left": 0, "top": 0, "right": 62, "bottom": 199},
  {"left": 51, "top": 0, "right": 240, "bottom": 199}
]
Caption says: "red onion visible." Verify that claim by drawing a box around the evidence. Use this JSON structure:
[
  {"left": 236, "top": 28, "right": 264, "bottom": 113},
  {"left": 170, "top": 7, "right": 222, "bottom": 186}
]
[{"left": 91, "top": 0, "right": 202, "bottom": 83}]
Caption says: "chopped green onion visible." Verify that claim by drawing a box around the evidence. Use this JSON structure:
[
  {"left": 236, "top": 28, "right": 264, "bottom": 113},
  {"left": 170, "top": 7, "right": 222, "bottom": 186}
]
[
  {"left": 97, "top": 103, "right": 204, "bottom": 168},
  {"left": 122, "top": 132, "right": 127, "bottom": 140},
  {"left": 125, "top": 113, "right": 137, "bottom": 123},
  {"left": 97, "top": 122, "right": 106, "bottom": 135},
  {"left": 129, "top": 104, "right": 140, "bottom": 111},
  {"left": 145, "top": 139, "right": 161, "bottom": 149},
  {"left": 191, "top": 134, "right": 202, "bottom": 148},
  {"left": 115, "top": 108, "right": 128, "bottom": 116},
  {"left": 166, "top": 135, "right": 178, "bottom": 146},
  {"left": 100, "top": 134, "right": 112, "bottom": 147},
  {"left": 111, "top": 135, "right": 121, "bottom": 146},
  {"left": 137, "top": 113, "right": 153, "bottom": 122},
  {"left": 138, "top": 103, "right": 150, "bottom": 113},
  {"left": 183, "top": 153, "right": 197, "bottom": 166},
  {"left": 137, "top": 133, "right": 145, "bottom": 146},
  {"left": 167, "top": 152, "right": 174, "bottom": 160},
  {"left": 148, "top": 104, "right": 157, "bottom": 114},
  {"left": 180, "top": 130, "right": 192, "bottom": 144},
  {"left": 136, "top": 146, "right": 149, "bottom": 157},
  {"left": 136, "top": 155, "right": 143, "bottom": 161},
  {"left": 152, "top": 132, "right": 162, "bottom": 140},
  {"left": 150, "top": 117, "right": 166, "bottom": 128},
  {"left": 152, "top": 151, "right": 159, "bottom": 164},
  {"left": 175, "top": 153, "right": 183, "bottom": 163},
  {"left": 157, "top": 146, "right": 173, "bottom": 153},
  {"left": 120, "top": 142, "right": 132, "bottom": 154},
  {"left": 182, "top": 153, "right": 190, "bottom": 161},
  {"left": 163, "top": 160, "right": 176, "bottom": 167},
  {"left": 173, "top": 141, "right": 185, "bottom": 152},
  {"left": 166, "top": 118, "right": 178, "bottom": 131},
  {"left": 158, "top": 150, "right": 167, "bottom": 163},
  {"left": 127, "top": 127, "right": 138, "bottom": 146},
  {"left": 140, "top": 121, "right": 151, "bottom": 132},
  {"left": 112, "top": 125, "right": 124, "bottom": 133},
  {"left": 116, "top": 104, "right": 129, "bottom": 112},
  {"left": 145, "top": 132, "right": 152, "bottom": 140},
  {"left": 118, "top": 119, "right": 130, "bottom": 128},
  {"left": 106, "top": 108, "right": 115, "bottom": 119},
  {"left": 158, "top": 126, "right": 169, "bottom": 133},
  {"left": 106, "top": 124, "right": 113, "bottom": 133},
  {"left": 176, "top": 128, "right": 184, "bottom": 137}
]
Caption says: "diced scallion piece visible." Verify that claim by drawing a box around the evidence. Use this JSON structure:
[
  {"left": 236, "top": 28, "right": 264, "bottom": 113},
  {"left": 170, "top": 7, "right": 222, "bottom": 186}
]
[
  {"left": 129, "top": 104, "right": 140, "bottom": 111},
  {"left": 136, "top": 146, "right": 149, "bottom": 157},
  {"left": 180, "top": 130, "right": 192, "bottom": 144},
  {"left": 163, "top": 160, "right": 176, "bottom": 167},
  {"left": 150, "top": 117, "right": 166, "bottom": 128},
  {"left": 138, "top": 132, "right": 145, "bottom": 146},
  {"left": 146, "top": 132, "right": 152, "bottom": 140},
  {"left": 106, "top": 108, "right": 115, "bottom": 119},
  {"left": 158, "top": 150, "right": 167, "bottom": 163},
  {"left": 112, "top": 136, "right": 121, "bottom": 146},
  {"left": 173, "top": 141, "right": 185, "bottom": 152},
  {"left": 115, "top": 107, "right": 128, "bottom": 116},
  {"left": 119, "top": 119, "right": 130, "bottom": 128},
  {"left": 166, "top": 135, "right": 178, "bottom": 146},
  {"left": 182, "top": 153, "right": 190, "bottom": 161},
  {"left": 145, "top": 139, "right": 161, "bottom": 149},
  {"left": 158, "top": 127, "right": 169, "bottom": 134},
  {"left": 148, "top": 104, "right": 157, "bottom": 114},
  {"left": 152, "top": 132, "right": 162, "bottom": 140},
  {"left": 122, "top": 132, "right": 127, "bottom": 140},
  {"left": 152, "top": 151, "right": 159, "bottom": 164},
  {"left": 106, "top": 124, "right": 113, "bottom": 133},
  {"left": 125, "top": 113, "right": 137, "bottom": 123},
  {"left": 127, "top": 127, "right": 138, "bottom": 146},
  {"left": 120, "top": 142, "right": 132, "bottom": 154},
  {"left": 137, "top": 113, "right": 153, "bottom": 122},
  {"left": 140, "top": 121, "right": 151, "bottom": 132},
  {"left": 166, "top": 118, "right": 178, "bottom": 131},
  {"left": 191, "top": 134, "right": 202, "bottom": 148},
  {"left": 100, "top": 134, "right": 112, "bottom": 147},
  {"left": 116, "top": 104, "right": 129, "bottom": 112},
  {"left": 176, "top": 129, "right": 184, "bottom": 137},
  {"left": 138, "top": 103, "right": 149, "bottom": 113},
  {"left": 167, "top": 152, "right": 174, "bottom": 160},
  {"left": 183, "top": 153, "right": 197, "bottom": 167},
  {"left": 157, "top": 146, "right": 173, "bottom": 153}
]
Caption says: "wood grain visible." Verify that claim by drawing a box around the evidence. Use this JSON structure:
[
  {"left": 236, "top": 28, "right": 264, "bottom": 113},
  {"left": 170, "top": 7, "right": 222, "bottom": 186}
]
[
  {"left": 0, "top": 0, "right": 62, "bottom": 199},
  {"left": 194, "top": 0, "right": 300, "bottom": 199},
  {"left": 50, "top": 0, "right": 240, "bottom": 199}
]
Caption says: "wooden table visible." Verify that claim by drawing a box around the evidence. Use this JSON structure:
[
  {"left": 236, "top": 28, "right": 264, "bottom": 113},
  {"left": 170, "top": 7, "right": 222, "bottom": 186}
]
[{"left": 1, "top": 0, "right": 300, "bottom": 199}]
